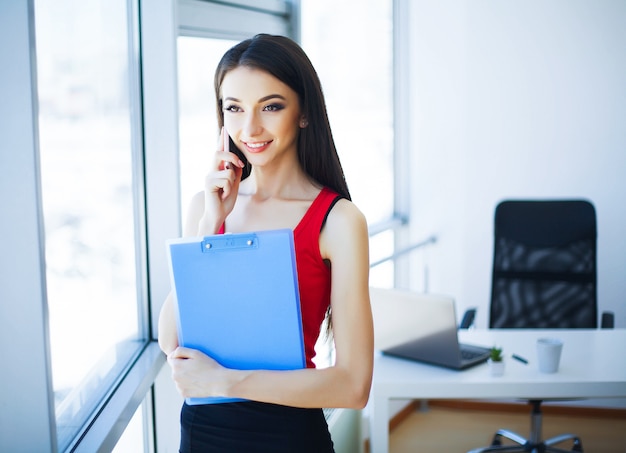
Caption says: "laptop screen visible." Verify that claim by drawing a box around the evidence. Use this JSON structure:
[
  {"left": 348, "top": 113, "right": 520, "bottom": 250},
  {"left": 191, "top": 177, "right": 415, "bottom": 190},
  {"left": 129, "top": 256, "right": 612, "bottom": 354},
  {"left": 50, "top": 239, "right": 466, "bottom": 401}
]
[{"left": 371, "top": 288, "right": 459, "bottom": 351}]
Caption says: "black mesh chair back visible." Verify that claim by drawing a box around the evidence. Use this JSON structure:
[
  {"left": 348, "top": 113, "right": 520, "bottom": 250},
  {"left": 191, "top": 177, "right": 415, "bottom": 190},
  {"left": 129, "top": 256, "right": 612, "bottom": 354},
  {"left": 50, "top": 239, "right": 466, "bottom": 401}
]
[{"left": 489, "top": 200, "right": 597, "bottom": 329}]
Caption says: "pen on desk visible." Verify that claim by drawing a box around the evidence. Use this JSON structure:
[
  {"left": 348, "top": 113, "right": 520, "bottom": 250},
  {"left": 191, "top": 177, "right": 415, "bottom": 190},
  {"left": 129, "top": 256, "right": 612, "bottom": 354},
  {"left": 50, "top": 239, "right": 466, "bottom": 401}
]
[{"left": 512, "top": 354, "right": 528, "bottom": 364}]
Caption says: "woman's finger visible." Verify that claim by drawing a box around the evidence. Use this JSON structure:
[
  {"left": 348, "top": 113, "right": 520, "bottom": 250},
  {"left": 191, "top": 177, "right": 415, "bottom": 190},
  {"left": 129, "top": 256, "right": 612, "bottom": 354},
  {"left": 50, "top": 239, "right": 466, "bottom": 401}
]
[{"left": 217, "top": 127, "right": 245, "bottom": 170}]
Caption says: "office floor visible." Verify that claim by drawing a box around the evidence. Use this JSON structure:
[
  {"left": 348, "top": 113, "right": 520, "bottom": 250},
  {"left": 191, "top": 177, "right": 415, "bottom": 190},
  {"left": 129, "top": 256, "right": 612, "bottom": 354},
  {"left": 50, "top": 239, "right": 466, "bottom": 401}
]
[{"left": 388, "top": 401, "right": 626, "bottom": 453}]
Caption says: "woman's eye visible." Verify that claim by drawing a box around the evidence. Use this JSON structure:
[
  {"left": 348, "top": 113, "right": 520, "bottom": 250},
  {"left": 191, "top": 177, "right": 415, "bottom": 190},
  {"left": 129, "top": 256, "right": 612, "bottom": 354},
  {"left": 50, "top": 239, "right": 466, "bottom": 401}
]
[
  {"left": 224, "top": 105, "right": 242, "bottom": 113},
  {"left": 263, "top": 103, "right": 285, "bottom": 112}
]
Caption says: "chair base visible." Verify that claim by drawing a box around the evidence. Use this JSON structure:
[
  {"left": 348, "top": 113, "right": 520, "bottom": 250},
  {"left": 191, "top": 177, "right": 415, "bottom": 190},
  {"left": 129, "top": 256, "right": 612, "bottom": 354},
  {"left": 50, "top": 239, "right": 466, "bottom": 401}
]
[
  {"left": 467, "top": 400, "right": 584, "bottom": 453},
  {"left": 467, "top": 429, "right": 583, "bottom": 453}
]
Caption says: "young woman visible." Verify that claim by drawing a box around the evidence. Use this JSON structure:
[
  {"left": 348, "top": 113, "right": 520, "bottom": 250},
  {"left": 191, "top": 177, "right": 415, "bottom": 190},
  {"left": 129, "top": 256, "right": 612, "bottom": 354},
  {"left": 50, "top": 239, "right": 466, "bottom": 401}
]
[{"left": 158, "top": 34, "right": 373, "bottom": 452}]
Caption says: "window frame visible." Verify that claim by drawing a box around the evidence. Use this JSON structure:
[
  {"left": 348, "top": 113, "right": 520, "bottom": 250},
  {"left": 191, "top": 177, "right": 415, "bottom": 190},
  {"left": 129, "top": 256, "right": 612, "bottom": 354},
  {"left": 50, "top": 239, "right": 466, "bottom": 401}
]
[
  {"left": 178, "top": 0, "right": 293, "bottom": 39},
  {"left": 391, "top": 0, "right": 412, "bottom": 287},
  {"left": 0, "top": 2, "right": 57, "bottom": 450},
  {"left": 0, "top": 1, "right": 164, "bottom": 451}
]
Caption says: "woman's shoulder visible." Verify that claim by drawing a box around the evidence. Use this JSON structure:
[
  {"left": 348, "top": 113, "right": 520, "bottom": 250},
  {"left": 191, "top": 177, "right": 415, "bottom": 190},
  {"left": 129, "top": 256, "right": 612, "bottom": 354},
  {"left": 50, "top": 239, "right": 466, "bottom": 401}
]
[
  {"left": 330, "top": 196, "right": 365, "bottom": 220},
  {"left": 324, "top": 197, "right": 367, "bottom": 237},
  {"left": 319, "top": 196, "right": 368, "bottom": 261}
]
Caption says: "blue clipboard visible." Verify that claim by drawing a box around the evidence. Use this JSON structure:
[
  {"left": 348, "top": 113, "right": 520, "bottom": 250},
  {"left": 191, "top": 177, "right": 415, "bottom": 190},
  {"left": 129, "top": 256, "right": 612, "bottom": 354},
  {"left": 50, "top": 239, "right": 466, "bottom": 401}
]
[{"left": 166, "top": 229, "right": 305, "bottom": 405}]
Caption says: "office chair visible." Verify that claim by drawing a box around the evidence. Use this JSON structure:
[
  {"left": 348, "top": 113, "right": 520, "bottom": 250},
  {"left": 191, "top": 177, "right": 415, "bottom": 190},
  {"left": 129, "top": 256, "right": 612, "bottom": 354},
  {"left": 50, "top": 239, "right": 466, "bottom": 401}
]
[{"left": 466, "top": 199, "right": 614, "bottom": 453}]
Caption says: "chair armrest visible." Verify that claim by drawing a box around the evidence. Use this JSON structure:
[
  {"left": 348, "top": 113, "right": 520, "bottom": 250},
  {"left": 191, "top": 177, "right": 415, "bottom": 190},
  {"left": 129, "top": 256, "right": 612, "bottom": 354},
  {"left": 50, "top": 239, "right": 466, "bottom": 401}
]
[
  {"left": 459, "top": 308, "right": 477, "bottom": 330},
  {"left": 601, "top": 311, "right": 615, "bottom": 329}
]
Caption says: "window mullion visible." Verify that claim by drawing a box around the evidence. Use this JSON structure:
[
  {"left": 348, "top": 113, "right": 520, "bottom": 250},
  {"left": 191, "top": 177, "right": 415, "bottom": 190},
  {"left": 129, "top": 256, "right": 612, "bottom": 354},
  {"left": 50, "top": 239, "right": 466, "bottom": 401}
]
[
  {"left": 141, "top": 0, "right": 184, "bottom": 339},
  {"left": 0, "top": 1, "right": 57, "bottom": 451},
  {"left": 393, "top": 0, "right": 412, "bottom": 288}
]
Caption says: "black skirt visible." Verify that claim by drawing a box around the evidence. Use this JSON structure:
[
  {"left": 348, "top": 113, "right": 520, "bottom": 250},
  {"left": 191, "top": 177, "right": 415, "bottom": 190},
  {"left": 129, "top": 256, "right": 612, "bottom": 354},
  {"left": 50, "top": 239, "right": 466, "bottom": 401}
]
[{"left": 180, "top": 401, "right": 335, "bottom": 453}]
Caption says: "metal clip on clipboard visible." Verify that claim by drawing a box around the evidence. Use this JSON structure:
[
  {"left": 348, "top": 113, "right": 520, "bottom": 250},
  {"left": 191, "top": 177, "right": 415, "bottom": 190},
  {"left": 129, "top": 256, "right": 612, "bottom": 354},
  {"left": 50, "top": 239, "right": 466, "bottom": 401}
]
[{"left": 201, "top": 233, "right": 259, "bottom": 252}]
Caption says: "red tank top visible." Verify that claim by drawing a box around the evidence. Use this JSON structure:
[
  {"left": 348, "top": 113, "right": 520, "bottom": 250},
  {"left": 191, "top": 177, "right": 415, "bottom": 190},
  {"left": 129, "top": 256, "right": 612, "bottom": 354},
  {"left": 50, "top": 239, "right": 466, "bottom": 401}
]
[
  {"left": 293, "top": 187, "right": 342, "bottom": 368},
  {"left": 219, "top": 187, "right": 342, "bottom": 368}
]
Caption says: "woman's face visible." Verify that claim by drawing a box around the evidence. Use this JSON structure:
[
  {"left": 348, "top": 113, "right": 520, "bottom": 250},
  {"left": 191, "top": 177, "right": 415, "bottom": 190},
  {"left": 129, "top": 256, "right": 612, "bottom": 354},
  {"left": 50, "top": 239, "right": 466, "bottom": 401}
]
[{"left": 220, "top": 66, "right": 303, "bottom": 168}]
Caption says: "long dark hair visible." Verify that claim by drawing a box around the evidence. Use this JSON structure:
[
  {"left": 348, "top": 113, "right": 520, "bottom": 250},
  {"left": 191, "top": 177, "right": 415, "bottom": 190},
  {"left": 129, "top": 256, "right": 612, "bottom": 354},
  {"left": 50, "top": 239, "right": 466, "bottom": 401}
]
[{"left": 214, "top": 34, "right": 351, "bottom": 201}]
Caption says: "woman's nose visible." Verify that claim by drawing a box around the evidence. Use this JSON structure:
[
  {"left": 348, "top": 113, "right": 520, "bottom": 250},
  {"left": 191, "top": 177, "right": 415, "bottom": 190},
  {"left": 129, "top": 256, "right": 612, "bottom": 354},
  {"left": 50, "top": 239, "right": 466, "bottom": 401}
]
[{"left": 242, "top": 112, "right": 262, "bottom": 137}]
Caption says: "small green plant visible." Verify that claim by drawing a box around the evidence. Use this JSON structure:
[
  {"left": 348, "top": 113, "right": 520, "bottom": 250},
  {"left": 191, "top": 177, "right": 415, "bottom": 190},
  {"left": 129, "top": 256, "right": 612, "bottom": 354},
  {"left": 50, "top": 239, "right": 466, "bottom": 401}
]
[{"left": 489, "top": 346, "right": 503, "bottom": 362}]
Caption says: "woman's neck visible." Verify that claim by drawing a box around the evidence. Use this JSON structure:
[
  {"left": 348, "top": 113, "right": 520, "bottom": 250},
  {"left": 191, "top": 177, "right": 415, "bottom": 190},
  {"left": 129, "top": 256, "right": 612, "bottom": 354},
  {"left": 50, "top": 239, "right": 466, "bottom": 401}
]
[{"left": 243, "top": 162, "right": 316, "bottom": 201}]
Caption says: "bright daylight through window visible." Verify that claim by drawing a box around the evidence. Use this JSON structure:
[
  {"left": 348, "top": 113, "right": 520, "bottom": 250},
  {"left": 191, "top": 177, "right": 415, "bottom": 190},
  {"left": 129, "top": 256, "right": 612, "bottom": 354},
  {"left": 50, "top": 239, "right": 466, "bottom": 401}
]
[
  {"left": 34, "top": 0, "right": 147, "bottom": 450},
  {"left": 301, "top": 0, "right": 394, "bottom": 286},
  {"left": 177, "top": 37, "right": 239, "bottom": 218}
]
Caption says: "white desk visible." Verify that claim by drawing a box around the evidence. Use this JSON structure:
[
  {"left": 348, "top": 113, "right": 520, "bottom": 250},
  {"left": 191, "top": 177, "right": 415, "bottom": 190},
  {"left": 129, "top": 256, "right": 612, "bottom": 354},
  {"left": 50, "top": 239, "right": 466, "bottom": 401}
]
[{"left": 368, "top": 329, "right": 626, "bottom": 453}]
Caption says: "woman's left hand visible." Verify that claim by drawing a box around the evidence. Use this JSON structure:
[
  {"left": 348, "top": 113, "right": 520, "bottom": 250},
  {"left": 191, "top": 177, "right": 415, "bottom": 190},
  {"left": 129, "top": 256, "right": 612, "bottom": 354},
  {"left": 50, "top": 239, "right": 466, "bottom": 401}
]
[{"left": 167, "top": 347, "right": 232, "bottom": 399}]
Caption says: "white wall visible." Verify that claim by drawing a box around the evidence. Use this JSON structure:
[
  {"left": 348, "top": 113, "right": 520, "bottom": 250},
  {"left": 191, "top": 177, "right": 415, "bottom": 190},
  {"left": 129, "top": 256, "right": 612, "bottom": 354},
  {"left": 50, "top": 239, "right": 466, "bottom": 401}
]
[{"left": 407, "top": 0, "right": 626, "bottom": 329}]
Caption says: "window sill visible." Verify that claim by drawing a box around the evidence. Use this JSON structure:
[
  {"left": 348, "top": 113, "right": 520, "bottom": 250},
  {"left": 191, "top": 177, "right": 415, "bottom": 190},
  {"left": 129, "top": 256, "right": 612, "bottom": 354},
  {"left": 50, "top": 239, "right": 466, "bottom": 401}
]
[{"left": 70, "top": 342, "right": 165, "bottom": 453}]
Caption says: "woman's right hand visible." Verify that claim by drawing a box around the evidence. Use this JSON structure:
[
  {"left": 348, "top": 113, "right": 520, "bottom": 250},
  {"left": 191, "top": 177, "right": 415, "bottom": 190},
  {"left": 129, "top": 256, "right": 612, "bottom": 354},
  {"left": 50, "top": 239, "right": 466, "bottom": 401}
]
[{"left": 197, "top": 127, "right": 245, "bottom": 235}]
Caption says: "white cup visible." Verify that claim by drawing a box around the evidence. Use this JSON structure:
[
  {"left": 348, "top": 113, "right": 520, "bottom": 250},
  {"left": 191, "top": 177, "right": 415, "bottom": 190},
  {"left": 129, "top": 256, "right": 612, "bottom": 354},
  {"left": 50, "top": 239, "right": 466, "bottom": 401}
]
[{"left": 536, "top": 338, "right": 563, "bottom": 373}]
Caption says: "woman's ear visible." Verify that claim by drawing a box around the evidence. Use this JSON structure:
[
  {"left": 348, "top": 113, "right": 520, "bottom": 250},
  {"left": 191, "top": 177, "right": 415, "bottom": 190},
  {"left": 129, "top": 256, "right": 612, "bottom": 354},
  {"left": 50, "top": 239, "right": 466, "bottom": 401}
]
[{"left": 299, "top": 116, "right": 309, "bottom": 128}]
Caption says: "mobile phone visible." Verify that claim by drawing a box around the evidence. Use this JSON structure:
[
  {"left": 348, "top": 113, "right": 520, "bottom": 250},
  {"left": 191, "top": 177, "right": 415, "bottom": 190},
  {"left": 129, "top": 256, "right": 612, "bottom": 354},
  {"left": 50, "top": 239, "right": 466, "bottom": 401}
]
[{"left": 224, "top": 129, "right": 251, "bottom": 180}]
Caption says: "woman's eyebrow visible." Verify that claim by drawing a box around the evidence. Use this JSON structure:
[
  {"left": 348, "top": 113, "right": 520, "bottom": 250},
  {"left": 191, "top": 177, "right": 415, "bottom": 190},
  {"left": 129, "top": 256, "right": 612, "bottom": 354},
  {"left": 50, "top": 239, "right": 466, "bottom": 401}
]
[
  {"left": 223, "top": 94, "right": 287, "bottom": 103},
  {"left": 258, "top": 94, "right": 286, "bottom": 102}
]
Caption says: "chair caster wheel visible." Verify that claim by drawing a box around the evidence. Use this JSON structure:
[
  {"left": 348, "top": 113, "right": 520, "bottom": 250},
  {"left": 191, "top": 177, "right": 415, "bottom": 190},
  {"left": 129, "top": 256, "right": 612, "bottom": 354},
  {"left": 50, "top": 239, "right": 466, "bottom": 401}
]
[{"left": 572, "top": 438, "right": 583, "bottom": 452}]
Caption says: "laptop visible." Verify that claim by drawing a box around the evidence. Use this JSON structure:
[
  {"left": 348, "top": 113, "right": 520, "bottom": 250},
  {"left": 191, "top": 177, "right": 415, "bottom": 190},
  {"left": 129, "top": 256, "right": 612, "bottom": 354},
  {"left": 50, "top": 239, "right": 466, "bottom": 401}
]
[{"left": 381, "top": 296, "right": 490, "bottom": 370}]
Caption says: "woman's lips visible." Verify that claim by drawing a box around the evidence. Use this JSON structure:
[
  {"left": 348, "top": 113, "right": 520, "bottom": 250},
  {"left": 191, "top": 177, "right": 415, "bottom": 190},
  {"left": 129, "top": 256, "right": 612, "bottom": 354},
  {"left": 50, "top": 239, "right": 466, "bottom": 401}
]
[{"left": 243, "top": 140, "right": 272, "bottom": 153}]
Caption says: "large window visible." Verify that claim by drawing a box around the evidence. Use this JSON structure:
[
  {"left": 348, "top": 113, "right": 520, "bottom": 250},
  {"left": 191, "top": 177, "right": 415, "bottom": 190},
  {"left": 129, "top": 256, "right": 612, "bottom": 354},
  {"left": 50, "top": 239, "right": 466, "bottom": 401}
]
[
  {"left": 301, "top": 0, "right": 394, "bottom": 225},
  {"left": 34, "top": 0, "right": 147, "bottom": 450},
  {"left": 300, "top": 0, "right": 395, "bottom": 286}
]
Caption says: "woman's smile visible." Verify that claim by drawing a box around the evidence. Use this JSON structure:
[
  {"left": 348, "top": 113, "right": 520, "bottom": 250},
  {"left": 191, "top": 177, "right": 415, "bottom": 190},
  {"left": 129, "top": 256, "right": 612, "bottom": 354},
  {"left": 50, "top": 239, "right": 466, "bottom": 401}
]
[{"left": 242, "top": 140, "right": 273, "bottom": 153}]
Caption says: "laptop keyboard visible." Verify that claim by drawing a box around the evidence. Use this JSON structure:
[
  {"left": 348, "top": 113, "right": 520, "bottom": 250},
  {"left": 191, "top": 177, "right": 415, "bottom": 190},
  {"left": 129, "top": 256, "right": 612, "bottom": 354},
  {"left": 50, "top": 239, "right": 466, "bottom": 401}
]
[{"left": 460, "top": 348, "right": 486, "bottom": 361}]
